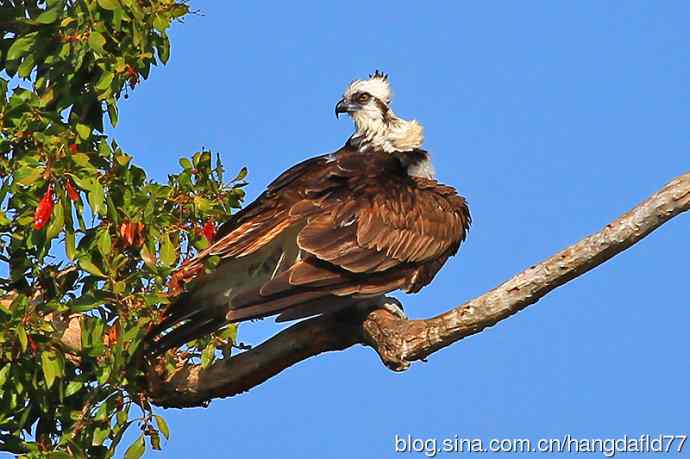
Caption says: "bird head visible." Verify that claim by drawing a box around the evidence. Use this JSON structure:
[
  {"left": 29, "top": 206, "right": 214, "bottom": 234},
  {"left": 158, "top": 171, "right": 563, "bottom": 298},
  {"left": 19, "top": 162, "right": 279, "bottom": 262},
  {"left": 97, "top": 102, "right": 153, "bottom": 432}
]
[
  {"left": 335, "top": 70, "right": 392, "bottom": 122},
  {"left": 336, "top": 71, "right": 424, "bottom": 153}
]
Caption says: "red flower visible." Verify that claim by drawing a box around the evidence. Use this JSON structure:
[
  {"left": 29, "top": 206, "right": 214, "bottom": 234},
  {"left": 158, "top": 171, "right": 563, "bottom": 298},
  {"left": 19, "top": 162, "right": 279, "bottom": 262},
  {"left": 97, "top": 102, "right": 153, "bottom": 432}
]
[
  {"left": 65, "top": 179, "right": 79, "bottom": 201},
  {"left": 33, "top": 185, "right": 54, "bottom": 230},
  {"left": 203, "top": 220, "right": 216, "bottom": 242},
  {"left": 125, "top": 65, "right": 139, "bottom": 88},
  {"left": 119, "top": 221, "right": 144, "bottom": 248},
  {"left": 28, "top": 336, "right": 38, "bottom": 353},
  {"left": 68, "top": 143, "right": 78, "bottom": 154},
  {"left": 107, "top": 325, "right": 118, "bottom": 345}
]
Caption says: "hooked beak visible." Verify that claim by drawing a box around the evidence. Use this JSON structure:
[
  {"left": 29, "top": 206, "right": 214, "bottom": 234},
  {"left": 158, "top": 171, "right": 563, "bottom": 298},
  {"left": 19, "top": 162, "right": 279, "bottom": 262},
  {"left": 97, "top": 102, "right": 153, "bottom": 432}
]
[{"left": 335, "top": 98, "right": 349, "bottom": 119}]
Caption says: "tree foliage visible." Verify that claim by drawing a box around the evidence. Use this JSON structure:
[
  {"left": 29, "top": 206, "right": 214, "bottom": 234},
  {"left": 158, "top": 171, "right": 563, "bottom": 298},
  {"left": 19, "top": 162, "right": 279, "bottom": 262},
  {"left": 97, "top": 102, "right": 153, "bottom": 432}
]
[{"left": 0, "top": 1, "right": 246, "bottom": 456}]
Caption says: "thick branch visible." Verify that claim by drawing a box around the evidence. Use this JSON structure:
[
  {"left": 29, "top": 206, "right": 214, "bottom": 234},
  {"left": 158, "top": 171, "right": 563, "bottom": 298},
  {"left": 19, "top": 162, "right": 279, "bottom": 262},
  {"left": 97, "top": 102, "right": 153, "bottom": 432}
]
[
  {"left": 147, "top": 172, "right": 690, "bottom": 408},
  {"left": 0, "top": 18, "right": 31, "bottom": 35},
  {"left": 146, "top": 313, "right": 364, "bottom": 407}
]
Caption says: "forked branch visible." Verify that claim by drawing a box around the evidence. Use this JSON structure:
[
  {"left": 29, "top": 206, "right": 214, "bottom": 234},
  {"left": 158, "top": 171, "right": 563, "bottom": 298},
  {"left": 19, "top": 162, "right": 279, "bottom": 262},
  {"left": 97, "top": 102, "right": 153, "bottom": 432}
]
[{"left": 146, "top": 172, "right": 690, "bottom": 408}]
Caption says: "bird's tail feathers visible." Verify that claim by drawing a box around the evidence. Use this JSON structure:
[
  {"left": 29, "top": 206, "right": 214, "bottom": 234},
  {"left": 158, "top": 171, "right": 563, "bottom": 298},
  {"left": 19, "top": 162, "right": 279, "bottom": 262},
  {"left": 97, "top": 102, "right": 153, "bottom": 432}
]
[{"left": 144, "top": 291, "right": 226, "bottom": 357}]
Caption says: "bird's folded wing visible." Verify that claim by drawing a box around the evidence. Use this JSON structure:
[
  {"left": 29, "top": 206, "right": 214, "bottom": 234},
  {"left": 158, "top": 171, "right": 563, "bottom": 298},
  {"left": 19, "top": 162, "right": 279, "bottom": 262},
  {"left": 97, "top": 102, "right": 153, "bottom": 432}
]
[
  {"left": 226, "top": 163, "right": 470, "bottom": 322},
  {"left": 171, "top": 149, "right": 470, "bottom": 322}
]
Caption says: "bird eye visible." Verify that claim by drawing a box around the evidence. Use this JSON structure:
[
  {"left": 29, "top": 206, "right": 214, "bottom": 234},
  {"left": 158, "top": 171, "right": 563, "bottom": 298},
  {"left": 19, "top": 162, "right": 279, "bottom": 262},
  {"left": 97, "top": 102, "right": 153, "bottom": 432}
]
[{"left": 357, "top": 93, "right": 371, "bottom": 103}]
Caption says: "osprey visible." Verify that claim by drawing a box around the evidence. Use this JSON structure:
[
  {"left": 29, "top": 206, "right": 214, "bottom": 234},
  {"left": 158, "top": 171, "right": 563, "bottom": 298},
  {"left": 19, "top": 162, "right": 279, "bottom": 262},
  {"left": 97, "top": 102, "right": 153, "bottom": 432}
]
[{"left": 145, "top": 72, "right": 471, "bottom": 355}]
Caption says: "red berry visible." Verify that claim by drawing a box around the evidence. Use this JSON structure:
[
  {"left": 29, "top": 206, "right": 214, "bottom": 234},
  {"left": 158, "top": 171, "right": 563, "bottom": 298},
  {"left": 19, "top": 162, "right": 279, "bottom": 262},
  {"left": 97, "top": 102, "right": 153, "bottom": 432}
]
[{"left": 68, "top": 143, "right": 78, "bottom": 154}]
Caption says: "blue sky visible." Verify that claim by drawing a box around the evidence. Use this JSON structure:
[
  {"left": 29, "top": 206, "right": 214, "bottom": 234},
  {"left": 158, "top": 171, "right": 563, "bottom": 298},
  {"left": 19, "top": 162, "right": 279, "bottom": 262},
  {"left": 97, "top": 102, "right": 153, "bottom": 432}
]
[{"left": 112, "top": 2, "right": 688, "bottom": 457}]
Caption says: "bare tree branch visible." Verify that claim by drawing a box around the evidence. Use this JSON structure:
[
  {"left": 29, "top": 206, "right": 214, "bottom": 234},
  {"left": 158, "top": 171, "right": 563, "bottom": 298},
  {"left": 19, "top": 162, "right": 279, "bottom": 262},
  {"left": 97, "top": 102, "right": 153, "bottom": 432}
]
[{"left": 146, "top": 172, "right": 690, "bottom": 408}]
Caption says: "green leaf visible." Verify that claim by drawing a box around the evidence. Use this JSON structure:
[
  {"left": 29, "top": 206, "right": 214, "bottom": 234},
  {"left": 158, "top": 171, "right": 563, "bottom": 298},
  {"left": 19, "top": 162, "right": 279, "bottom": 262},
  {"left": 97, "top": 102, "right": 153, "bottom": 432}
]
[
  {"left": 64, "top": 380, "right": 83, "bottom": 397},
  {"left": 140, "top": 293, "right": 170, "bottom": 306},
  {"left": 152, "top": 15, "right": 168, "bottom": 32},
  {"left": 170, "top": 3, "right": 189, "bottom": 17},
  {"left": 0, "top": 211, "right": 10, "bottom": 227},
  {"left": 206, "top": 255, "right": 221, "bottom": 271},
  {"left": 124, "top": 435, "right": 145, "bottom": 459},
  {"left": 95, "top": 71, "right": 114, "bottom": 91},
  {"left": 35, "top": 7, "right": 60, "bottom": 24},
  {"left": 193, "top": 195, "right": 212, "bottom": 213},
  {"left": 157, "top": 35, "right": 170, "bottom": 64},
  {"left": 88, "top": 180, "right": 105, "bottom": 216},
  {"left": 16, "top": 324, "right": 28, "bottom": 352},
  {"left": 75, "top": 123, "right": 91, "bottom": 140},
  {"left": 71, "top": 153, "right": 94, "bottom": 169},
  {"left": 41, "top": 350, "right": 63, "bottom": 389},
  {"left": 154, "top": 415, "right": 170, "bottom": 440},
  {"left": 159, "top": 233, "right": 176, "bottom": 267},
  {"left": 0, "top": 364, "right": 10, "bottom": 387},
  {"left": 78, "top": 256, "right": 107, "bottom": 278},
  {"left": 88, "top": 31, "right": 107, "bottom": 53},
  {"left": 148, "top": 430, "right": 161, "bottom": 450},
  {"left": 93, "top": 425, "right": 110, "bottom": 446},
  {"left": 68, "top": 174, "right": 95, "bottom": 191},
  {"left": 192, "top": 235, "right": 209, "bottom": 251},
  {"left": 46, "top": 452, "right": 72, "bottom": 459},
  {"left": 46, "top": 200, "right": 65, "bottom": 241},
  {"left": 192, "top": 151, "right": 212, "bottom": 168},
  {"left": 116, "top": 405, "right": 130, "bottom": 426},
  {"left": 81, "top": 317, "right": 105, "bottom": 354},
  {"left": 200, "top": 340, "right": 215, "bottom": 368},
  {"left": 65, "top": 227, "right": 76, "bottom": 260},
  {"left": 94, "top": 401, "right": 109, "bottom": 422},
  {"left": 179, "top": 158, "right": 192, "bottom": 170},
  {"left": 39, "top": 85, "right": 56, "bottom": 106},
  {"left": 140, "top": 244, "right": 156, "bottom": 267},
  {"left": 107, "top": 101, "right": 119, "bottom": 127},
  {"left": 97, "top": 227, "right": 112, "bottom": 256},
  {"left": 7, "top": 32, "right": 39, "bottom": 61},
  {"left": 15, "top": 167, "right": 43, "bottom": 186},
  {"left": 219, "top": 323, "right": 238, "bottom": 344},
  {"left": 97, "top": 0, "right": 121, "bottom": 11},
  {"left": 17, "top": 54, "right": 35, "bottom": 78},
  {"left": 97, "top": 363, "right": 111, "bottom": 384},
  {"left": 70, "top": 291, "right": 108, "bottom": 312},
  {"left": 233, "top": 166, "right": 248, "bottom": 182},
  {"left": 115, "top": 153, "right": 130, "bottom": 166}
]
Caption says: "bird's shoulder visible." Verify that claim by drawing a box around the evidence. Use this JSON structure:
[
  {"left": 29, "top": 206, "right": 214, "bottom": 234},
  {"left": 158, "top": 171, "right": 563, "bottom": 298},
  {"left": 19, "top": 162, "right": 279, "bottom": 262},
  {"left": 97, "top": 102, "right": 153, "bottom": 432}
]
[{"left": 264, "top": 144, "right": 405, "bottom": 193}]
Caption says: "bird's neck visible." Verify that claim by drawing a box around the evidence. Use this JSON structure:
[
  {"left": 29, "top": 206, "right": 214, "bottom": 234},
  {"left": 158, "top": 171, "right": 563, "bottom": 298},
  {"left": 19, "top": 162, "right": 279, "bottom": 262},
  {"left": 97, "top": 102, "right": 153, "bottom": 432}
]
[
  {"left": 349, "top": 111, "right": 424, "bottom": 154},
  {"left": 347, "top": 112, "right": 434, "bottom": 179},
  {"left": 395, "top": 149, "right": 436, "bottom": 179}
]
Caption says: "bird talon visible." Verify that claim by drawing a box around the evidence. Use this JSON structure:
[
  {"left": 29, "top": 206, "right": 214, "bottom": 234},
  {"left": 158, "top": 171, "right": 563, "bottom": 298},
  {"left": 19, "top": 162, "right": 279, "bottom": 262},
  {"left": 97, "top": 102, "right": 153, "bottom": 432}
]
[{"left": 380, "top": 297, "right": 407, "bottom": 320}]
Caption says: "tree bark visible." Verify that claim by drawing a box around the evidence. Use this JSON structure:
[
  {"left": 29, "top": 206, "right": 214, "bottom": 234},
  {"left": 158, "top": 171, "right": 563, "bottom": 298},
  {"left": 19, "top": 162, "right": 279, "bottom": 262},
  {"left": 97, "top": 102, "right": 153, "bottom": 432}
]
[{"left": 143, "top": 172, "right": 689, "bottom": 408}]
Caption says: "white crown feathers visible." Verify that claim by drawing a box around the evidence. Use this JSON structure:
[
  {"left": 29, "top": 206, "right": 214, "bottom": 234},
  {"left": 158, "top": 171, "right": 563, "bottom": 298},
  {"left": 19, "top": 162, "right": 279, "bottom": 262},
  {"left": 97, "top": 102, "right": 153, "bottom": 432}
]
[{"left": 343, "top": 70, "right": 392, "bottom": 104}]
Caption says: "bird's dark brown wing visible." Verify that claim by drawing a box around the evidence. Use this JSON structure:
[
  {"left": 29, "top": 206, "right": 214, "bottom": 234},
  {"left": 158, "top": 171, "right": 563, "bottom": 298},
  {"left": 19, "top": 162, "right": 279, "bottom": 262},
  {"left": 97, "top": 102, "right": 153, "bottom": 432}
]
[
  {"left": 146, "top": 146, "right": 470, "bottom": 354},
  {"left": 227, "top": 148, "right": 471, "bottom": 322}
]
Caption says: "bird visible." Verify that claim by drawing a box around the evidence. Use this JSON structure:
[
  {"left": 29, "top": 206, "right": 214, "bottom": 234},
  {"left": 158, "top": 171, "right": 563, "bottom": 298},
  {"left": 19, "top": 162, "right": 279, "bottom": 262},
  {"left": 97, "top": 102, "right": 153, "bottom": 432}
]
[{"left": 145, "top": 71, "right": 471, "bottom": 356}]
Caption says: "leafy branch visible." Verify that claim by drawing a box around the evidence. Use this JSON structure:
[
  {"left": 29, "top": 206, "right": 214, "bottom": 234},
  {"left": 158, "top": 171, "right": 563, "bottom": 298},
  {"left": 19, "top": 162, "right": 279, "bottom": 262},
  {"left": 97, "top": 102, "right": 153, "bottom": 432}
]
[{"left": 0, "top": 1, "right": 247, "bottom": 457}]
